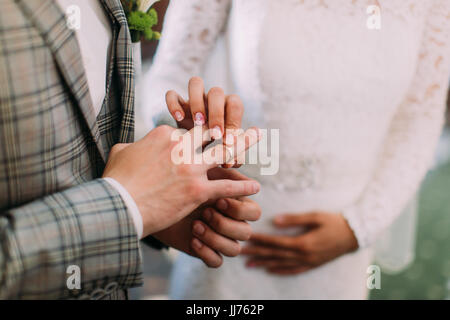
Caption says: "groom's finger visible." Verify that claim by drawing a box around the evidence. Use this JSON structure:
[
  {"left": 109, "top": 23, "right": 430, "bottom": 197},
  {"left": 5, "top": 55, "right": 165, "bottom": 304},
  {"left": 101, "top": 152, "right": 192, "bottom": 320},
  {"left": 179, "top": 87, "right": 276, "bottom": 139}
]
[
  {"left": 166, "top": 90, "right": 185, "bottom": 122},
  {"left": 207, "top": 179, "right": 260, "bottom": 200},
  {"left": 188, "top": 77, "right": 206, "bottom": 126},
  {"left": 207, "top": 87, "right": 225, "bottom": 140}
]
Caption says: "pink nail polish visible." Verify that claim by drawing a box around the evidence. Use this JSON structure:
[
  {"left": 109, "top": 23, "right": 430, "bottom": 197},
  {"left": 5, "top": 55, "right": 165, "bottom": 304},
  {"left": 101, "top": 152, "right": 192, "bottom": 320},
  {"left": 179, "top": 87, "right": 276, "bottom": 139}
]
[
  {"left": 174, "top": 111, "right": 184, "bottom": 121},
  {"left": 194, "top": 112, "right": 205, "bottom": 126}
]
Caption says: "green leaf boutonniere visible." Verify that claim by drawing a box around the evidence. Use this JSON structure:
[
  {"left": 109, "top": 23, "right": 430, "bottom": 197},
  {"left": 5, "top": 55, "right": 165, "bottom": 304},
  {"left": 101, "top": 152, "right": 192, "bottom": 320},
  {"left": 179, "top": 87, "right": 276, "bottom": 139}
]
[{"left": 121, "top": 0, "right": 161, "bottom": 43}]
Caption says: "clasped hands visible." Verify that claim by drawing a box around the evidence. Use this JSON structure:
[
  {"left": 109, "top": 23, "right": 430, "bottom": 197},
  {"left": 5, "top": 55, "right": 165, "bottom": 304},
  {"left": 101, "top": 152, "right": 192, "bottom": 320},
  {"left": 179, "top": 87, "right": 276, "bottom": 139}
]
[{"left": 103, "top": 77, "right": 262, "bottom": 267}]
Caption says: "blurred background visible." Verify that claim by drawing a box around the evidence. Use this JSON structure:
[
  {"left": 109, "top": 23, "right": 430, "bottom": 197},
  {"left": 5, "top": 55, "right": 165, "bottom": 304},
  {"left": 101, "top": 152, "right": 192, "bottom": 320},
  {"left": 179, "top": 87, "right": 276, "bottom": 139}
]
[{"left": 130, "top": 0, "right": 450, "bottom": 300}]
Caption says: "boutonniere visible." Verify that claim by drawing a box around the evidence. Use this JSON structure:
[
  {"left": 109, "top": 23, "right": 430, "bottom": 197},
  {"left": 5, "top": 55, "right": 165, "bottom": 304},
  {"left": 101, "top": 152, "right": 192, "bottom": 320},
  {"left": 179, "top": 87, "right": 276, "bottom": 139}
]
[{"left": 121, "top": 0, "right": 161, "bottom": 43}]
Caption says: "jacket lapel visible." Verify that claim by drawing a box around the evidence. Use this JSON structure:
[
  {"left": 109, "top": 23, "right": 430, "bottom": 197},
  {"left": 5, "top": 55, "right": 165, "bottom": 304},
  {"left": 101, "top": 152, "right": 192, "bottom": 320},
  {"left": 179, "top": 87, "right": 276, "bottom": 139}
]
[
  {"left": 100, "top": 0, "right": 135, "bottom": 143},
  {"left": 15, "top": 0, "right": 107, "bottom": 162}
]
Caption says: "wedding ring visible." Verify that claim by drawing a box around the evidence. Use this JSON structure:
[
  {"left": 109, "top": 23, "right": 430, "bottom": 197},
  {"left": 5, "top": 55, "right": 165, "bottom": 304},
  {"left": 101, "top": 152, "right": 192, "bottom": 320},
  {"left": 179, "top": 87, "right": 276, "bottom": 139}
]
[{"left": 225, "top": 145, "right": 234, "bottom": 163}]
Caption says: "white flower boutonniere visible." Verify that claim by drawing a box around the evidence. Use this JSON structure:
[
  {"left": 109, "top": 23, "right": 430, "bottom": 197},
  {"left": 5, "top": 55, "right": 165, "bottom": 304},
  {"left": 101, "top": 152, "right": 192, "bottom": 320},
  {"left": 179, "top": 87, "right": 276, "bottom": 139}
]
[{"left": 120, "top": 0, "right": 161, "bottom": 43}]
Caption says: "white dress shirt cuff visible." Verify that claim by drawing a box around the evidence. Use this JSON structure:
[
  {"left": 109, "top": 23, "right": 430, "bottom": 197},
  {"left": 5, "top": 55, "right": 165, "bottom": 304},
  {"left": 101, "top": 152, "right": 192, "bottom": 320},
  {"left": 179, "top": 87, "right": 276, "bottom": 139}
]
[{"left": 103, "top": 177, "right": 143, "bottom": 239}]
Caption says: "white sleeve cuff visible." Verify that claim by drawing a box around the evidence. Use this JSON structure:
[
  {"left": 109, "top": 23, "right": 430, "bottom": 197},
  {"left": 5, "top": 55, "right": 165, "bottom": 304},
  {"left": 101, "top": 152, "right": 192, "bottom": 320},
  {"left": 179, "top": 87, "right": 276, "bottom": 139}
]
[{"left": 103, "top": 177, "right": 143, "bottom": 239}]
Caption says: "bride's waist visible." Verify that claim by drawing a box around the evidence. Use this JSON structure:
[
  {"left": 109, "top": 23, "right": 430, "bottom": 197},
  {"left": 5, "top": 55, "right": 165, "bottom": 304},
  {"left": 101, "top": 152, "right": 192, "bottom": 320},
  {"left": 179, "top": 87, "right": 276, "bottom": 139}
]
[{"left": 250, "top": 184, "right": 362, "bottom": 214}]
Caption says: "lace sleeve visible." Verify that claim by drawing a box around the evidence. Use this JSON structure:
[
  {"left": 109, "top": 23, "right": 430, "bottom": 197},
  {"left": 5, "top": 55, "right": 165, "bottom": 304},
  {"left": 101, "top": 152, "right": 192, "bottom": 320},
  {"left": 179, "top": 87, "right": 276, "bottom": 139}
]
[
  {"left": 137, "top": 0, "right": 231, "bottom": 133},
  {"left": 342, "top": 0, "right": 450, "bottom": 248}
]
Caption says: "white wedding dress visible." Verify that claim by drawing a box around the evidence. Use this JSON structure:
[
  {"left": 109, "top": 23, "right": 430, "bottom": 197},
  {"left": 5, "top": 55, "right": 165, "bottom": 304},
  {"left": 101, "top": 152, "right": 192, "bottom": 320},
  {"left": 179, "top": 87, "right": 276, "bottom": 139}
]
[{"left": 138, "top": 0, "right": 450, "bottom": 299}]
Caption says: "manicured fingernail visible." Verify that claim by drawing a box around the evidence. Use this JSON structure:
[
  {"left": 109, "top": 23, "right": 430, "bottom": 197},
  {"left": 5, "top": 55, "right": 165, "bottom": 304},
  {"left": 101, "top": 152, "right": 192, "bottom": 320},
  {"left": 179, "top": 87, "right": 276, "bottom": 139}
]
[
  {"left": 192, "top": 238, "right": 203, "bottom": 249},
  {"left": 216, "top": 199, "right": 228, "bottom": 211},
  {"left": 194, "top": 112, "right": 205, "bottom": 126},
  {"left": 174, "top": 111, "right": 184, "bottom": 121},
  {"left": 193, "top": 222, "right": 205, "bottom": 235},
  {"left": 225, "top": 133, "right": 234, "bottom": 145},
  {"left": 211, "top": 126, "right": 222, "bottom": 140},
  {"left": 203, "top": 209, "right": 213, "bottom": 222}
]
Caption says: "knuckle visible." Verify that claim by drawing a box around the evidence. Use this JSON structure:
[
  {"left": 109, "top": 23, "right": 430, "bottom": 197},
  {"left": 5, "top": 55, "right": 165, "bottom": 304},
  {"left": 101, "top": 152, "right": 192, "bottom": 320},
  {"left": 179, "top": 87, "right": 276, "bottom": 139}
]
[
  {"left": 310, "top": 212, "right": 320, "bottom": 221},
  {"left": 297, "top": 239, "right": 312, "bottom": 252},
  {"left": 155, "top": 124, "right": 174, "bottom": 136},
  {"left": 305, "top": 254, "right": 318, "bottom": 265},
  {"left": 223, "top": 183, "right": 235, "bottom": 197},
  {"left": 188, "top": 180, "right": 207, "bottom": 202},
  {"left": 176, "top": 164, "right": 194, "bottom": 176}
]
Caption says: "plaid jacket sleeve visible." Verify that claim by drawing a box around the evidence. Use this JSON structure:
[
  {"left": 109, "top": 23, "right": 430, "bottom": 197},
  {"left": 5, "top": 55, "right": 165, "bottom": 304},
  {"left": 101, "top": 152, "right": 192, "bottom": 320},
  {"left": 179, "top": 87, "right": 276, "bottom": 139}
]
[
  {"left": 0, "top": 0, "right": 142, "bottom": 299},
  {"left": 0, "top": 179, "right": 142, "bottom": 299}
]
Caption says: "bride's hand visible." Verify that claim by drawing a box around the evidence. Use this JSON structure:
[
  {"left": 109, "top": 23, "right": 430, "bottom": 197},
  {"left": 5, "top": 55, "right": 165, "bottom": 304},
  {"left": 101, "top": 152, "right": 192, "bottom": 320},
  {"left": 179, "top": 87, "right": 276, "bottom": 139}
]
[
  {"left": 153, "top": 168, "right": 261, "bottom": 268},
  {"left": 166, "top": 77, "right": 244, "bottom": 168},
  {"left": 241, "top": 212, "right": 359, "bottom": 275}
]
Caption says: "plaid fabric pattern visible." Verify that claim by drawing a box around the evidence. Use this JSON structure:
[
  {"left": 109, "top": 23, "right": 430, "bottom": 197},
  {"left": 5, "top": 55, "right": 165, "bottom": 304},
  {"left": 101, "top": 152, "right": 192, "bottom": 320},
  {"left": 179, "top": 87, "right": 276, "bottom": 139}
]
[{"left": 0, "top": 0, "right": 142, "bottom": 299}]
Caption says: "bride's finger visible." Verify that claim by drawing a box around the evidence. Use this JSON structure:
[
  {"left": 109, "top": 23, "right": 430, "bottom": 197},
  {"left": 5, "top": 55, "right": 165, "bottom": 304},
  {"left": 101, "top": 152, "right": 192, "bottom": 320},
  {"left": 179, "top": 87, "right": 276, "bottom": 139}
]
[
  {"left": 207, "top": 87, "right": 225, "bottom": 140},
  {"left": 166, "top": 90, "right": 185, "bottom": 122},
  {"left": 203, "top": 126, "right": 261, "bottom": 169},
  {"left": 267, "top": 266, "right": 312, "bottom": 276},
  {"left": 246, "top": 258, "right": 302, "bottom": 269},
  {"left": 190, "top": 237, "right": 223, "bottom": 268},
  {"left": 241, "top": 245, "right": 301, "bottom": 259},
  {"left": 192, "top": 220, "right": 241, "bottom": 257},
  {"left": 202, "top": 208, "right": 252, "bottom": 241},
  {"left": 215, "top": 198, "right": 261, "bottom": 221},
  {"left": 188, "top": 77, "right": 206, "bottom": 126},
  {"left": 223, "top": 95, "right": 244, "bottom": 168}
]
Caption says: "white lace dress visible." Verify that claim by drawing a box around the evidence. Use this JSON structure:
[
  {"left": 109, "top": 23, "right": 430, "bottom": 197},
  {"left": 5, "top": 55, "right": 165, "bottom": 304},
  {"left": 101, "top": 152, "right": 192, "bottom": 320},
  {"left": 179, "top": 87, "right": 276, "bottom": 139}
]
[{"left": 139, "top": 0, "right": 450, "bottom": 299}]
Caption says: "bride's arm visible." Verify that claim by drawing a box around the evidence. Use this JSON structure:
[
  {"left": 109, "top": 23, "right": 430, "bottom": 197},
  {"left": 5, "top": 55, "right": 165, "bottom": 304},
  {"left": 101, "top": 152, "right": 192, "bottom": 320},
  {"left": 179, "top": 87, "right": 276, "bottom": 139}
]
[
  {"left": 342, "top": 0, "right": 450, "bottom": 248},
  {"left": 137, "top": 0, "right": 231, "bottom": 131}
]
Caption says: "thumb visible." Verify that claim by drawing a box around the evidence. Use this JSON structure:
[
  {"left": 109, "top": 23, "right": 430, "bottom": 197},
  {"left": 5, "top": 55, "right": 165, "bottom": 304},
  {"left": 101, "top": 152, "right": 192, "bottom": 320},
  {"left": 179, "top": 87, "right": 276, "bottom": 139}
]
[{"left": 273, "top": 213, "right": 322, "bottom": 228}]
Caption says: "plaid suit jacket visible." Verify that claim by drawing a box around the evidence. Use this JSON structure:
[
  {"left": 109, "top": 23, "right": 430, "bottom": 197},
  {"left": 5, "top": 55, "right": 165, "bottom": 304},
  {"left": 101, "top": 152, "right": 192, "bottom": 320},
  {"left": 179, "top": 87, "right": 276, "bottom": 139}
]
[{"left": 0, "top": 0, "right": 143, "bottom": 299}]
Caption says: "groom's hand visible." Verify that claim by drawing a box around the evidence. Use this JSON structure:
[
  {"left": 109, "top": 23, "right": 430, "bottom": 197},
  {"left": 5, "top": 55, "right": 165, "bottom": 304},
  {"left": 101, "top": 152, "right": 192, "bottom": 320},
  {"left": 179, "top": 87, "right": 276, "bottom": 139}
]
[
  {"left": 103, "top": 124, "right": 261, "bottom": 238},
  {"left": 153, "top": 168, "right": 261, "bottom": 268}
]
